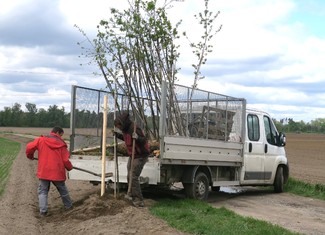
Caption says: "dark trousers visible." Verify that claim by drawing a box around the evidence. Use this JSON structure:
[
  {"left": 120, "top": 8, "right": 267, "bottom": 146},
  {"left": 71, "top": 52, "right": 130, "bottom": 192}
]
[{"left": 127, "top": 156, "right": 148, "bottom": 201}]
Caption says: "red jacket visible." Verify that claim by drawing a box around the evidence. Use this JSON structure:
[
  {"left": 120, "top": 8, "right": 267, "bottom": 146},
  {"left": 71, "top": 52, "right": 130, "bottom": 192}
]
[
  {"left": 114, "top": 112, "right": 150, "bottom": 158},
  {"left": 122, "top": 130, "right": 150, "bottom": 158},
  {"left": 26, "top": 133, "right": 73, "bottom": 181},
  {"left": 115, "top": 126, "right": 150, "bottom": 158}
]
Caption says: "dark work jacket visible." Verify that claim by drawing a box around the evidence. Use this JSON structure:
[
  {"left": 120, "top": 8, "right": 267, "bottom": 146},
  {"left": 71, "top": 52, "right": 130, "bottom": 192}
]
[{"left": 115, "top": 126, "right": 150, "bottom": 158}]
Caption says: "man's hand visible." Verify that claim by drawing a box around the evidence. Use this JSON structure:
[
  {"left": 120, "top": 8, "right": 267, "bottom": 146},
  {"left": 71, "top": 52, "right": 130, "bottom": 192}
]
[
  {"left": 111, "top": 129, "right": 117, "bottom": 136},
  {"left": 27, "top": 154, "right": 34, "bottom": 160},
  {"left": 132, "top": 132, "right": 138, "bottom": 140}
]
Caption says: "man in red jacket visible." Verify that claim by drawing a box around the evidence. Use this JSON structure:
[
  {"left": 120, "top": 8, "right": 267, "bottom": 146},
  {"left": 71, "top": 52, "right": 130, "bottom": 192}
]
[{"left": 26, "top": 126, "right": 73, "bottom": 217}]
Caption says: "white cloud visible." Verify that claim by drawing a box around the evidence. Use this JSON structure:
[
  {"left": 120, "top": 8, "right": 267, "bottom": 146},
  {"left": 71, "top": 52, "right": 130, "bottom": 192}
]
[
  {"left": 1, "top": 0, "right": 325, "bottom": 123},
  {"left": 58, "top": 0, "right": 129, "bottom": 35},
  {"left": 0, "top": 0, "right": 31, "bottom": 15}
]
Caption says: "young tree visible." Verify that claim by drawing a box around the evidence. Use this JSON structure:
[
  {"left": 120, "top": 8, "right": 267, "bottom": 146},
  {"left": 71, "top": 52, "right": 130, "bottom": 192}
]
[
  {"left": 77, "top": 0, "right": 220, "bottom": 140},
  {"left": 183, "top": 0, "right": 222, "bottom": 98},
  {"left": 77, "top": 0, "right": 184, "bottom": 139}
]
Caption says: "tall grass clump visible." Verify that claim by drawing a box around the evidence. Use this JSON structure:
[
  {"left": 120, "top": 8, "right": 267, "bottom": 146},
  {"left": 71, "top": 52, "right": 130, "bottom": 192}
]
[
  {"left": 0, "top": 137, "right": 20, "bottom": 197},
  {"left": 285, "top": 177, "right": 325, "bottom": 200}
]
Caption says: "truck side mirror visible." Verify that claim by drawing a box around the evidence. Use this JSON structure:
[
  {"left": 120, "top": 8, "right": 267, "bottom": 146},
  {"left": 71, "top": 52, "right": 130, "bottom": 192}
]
[{"left": 278, "top": 132, "right": 286, "bottom": 147}]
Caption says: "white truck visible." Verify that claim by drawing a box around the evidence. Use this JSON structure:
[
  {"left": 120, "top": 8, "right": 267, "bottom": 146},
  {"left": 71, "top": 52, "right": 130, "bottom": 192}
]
[{"left": 68, "top": 82, "right": 288, "bottom": 200}]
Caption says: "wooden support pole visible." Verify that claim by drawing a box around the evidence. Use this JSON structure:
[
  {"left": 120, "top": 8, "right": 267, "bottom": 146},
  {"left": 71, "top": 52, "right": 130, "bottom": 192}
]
[
  {"left": 127, "top": 119, "right": 137, "bottom": 196},
  {"left": 101, "top": 95, "right": 108, "bottom": 197},
  {"left": 114, "top": 90, "right": 119, "bottom": 198}
]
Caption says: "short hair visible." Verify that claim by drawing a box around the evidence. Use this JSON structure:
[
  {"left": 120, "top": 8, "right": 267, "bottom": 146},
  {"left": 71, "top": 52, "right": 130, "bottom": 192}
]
[
  {"left": 114, "top": 112, "right": 130, "bottom": 126},
  {"left": 51, "top": 126, "right": 64, "bottom": 135}
]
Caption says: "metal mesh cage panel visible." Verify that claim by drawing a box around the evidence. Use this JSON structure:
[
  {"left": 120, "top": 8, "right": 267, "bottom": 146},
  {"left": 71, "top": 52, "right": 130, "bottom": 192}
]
[
  {"left": 168, "top": 84, "right": 245, "bottom": 142},
  {"left": 70, "top": 84, "right": 245, "bottom": 151}
]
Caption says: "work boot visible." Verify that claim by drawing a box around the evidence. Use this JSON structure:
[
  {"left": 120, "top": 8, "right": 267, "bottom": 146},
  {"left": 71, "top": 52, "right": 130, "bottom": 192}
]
[
  {"left": 124, "top": 194, "right": 133, "bottom": 201},
  {"left": 65, "top": 205, "right": 74, "bottom": 211},
  {"left": 132, "top": 200, "right": 144, "bottom": 207},
  {"left": 40, "top": 211, "right": 48, "bottom": 217}
]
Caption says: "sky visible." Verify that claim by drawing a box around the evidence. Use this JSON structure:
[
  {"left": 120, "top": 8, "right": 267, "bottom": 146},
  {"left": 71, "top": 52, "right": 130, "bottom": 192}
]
[{"left": 1, "top": 0, "right": 325, "bottom": 123}]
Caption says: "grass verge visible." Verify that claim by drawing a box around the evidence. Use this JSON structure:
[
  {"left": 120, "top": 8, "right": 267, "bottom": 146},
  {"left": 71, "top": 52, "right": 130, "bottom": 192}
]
[
  {"left": 150, "top": 199, "right": 299, "bottom": 235},
  {"left": 0, "top": 137, "right": 20, "bottom": 197},
  {"left": 285, "top": 177, "right": 325, "bottom": 200},
  {"left": 149, "top": 178, "right": 324, "bottom": 235}
]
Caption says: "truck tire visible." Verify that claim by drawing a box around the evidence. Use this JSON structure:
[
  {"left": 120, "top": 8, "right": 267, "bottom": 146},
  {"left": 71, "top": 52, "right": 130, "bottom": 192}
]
[
  {"left": 184, "top": 172, "right": 209, "bottom": 200},
  {"left": 274, "top": 166, "right": 284, "bottom": 193}
]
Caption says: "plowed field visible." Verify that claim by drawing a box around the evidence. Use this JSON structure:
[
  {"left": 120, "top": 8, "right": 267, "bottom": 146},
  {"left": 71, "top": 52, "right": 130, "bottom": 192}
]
[{"left": 285, "top": 133, "right": 325, "bottom": 184}]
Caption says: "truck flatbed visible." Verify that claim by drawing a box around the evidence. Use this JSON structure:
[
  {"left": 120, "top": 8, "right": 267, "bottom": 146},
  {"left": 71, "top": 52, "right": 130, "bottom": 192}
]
[{"left": 162, "top": 136, "right": 243, "bottom": 166}]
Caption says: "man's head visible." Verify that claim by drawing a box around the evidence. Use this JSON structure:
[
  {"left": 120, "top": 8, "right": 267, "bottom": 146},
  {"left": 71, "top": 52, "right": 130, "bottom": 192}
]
[
  {"left": 114, "top": 112, "right": 131, "bottom": 132},
  {"left": 51, "top": 126, "right": 64, "bottom": 136}
]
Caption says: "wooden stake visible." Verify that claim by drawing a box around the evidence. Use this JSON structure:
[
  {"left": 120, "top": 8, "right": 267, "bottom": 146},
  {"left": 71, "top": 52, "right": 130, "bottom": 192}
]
[
  {"left": 114, "top": 89, "right": 119, "bottom": 198},
  {"left": 101, "top": 95, "right": 108, "bottom": 197},
  {"left": 114, "top": 134, "right": 119, "bottom": 198},
  {"left": 127, "top": 119, "right": 137, "bottom": 196}
]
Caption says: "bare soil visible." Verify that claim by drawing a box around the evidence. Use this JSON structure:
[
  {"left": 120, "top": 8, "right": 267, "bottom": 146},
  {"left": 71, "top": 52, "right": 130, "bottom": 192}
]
[
  {"left": 285, "top": 133, "right": 325, "bottom": 185},
  {"left": 0, "top": 128, "right": 324, "bottom": 235}
]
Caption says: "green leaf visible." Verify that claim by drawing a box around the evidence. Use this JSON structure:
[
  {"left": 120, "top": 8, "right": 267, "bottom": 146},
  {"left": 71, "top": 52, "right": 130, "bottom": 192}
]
[{"left": 147, "top": 1, "right": 155, "bottom": 11}]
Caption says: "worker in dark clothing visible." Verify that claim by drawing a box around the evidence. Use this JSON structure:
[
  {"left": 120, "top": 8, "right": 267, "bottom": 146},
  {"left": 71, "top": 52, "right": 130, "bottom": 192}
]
[{"left": 113, "top": 112, "right": 150, "bottom": 207}]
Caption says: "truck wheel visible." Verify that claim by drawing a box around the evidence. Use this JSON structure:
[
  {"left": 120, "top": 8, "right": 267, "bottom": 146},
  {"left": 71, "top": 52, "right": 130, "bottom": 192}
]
[
  {"left": 274, "top": 166, "right": 284, "bottom": 193},
  {"left": 184, "top": 172, "right": 209, "bottom": 200}
]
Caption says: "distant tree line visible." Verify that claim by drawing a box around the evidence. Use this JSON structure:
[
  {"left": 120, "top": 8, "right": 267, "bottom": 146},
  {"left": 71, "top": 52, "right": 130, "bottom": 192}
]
[
  {"left": 0, "top": 102, "right": 110, "bottom": 129},
  {"left": 274, "top": 118, "right": 325, "bottom": 134},
  {"left": 1, "top": 102, "right": 325, "bottom": 134},
  {"left": 0, "top": 103, "right": 70, "bottom": 128}
]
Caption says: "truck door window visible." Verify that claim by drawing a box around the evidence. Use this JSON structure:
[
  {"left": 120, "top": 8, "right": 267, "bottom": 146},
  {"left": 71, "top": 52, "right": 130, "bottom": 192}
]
[
  {"left": 247, "top": 114, "right": 260, "bottom": 141},
  {"left": 264, "top": 116, "right": 277, "bottom": 145}
]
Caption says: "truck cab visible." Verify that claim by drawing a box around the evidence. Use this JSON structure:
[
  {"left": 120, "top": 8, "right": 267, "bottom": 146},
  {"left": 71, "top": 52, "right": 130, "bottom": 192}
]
[{"left": 241, "top": 109, "right": 288, "bottom": 192}]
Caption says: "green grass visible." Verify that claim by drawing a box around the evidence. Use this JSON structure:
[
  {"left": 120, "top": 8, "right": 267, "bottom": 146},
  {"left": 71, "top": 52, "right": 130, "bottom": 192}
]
[
  {"left": 285, "top": 177, "right": 325, "bottom": 200},
  {"left": 0, "top": 137, "right": 20, "bottom": 197},
  {"left": 149, "top": 179, "right": 324, "bottom": 235},
  {"left": 150, "top": 199, "right": 299, "bottom": 235}
]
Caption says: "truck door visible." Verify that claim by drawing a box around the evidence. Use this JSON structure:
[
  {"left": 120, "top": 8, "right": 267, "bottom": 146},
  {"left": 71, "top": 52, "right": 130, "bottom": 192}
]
[
  {"left": 243, "top": 113, "right": 265, "bottom": 183},
  {"left": 263, "top": 115, "right": 280, "bottom": 182}
]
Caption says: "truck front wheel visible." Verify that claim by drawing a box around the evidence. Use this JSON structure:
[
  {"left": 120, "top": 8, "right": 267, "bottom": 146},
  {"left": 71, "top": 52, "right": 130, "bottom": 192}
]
[
  {"left": 184, "top": 172, "right": 209, "bottom": 200},
  {"left": 274, "top": 166, "right": 284, "bottom": 193}
]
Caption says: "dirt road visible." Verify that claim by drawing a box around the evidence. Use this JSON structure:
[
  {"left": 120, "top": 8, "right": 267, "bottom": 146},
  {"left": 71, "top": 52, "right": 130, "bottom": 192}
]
[
  {"left": 0, "top": 129, "right": 324, "bottom": 234},
  {"left": 209, "top": 188, "right": 325, "bottom": 234}
]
